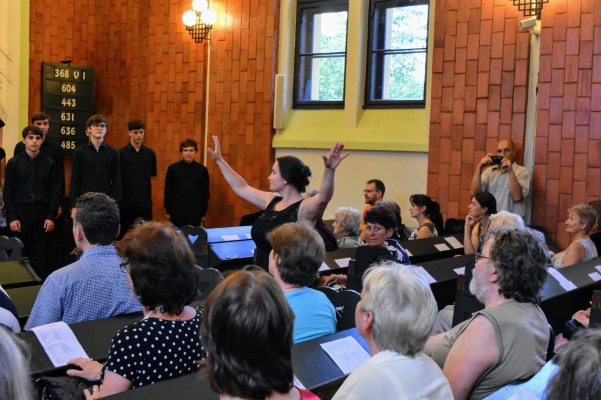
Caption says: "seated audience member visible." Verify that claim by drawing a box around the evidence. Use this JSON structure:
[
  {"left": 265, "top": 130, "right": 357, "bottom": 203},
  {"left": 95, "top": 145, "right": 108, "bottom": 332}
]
[
  {"left": 553, "top": 204, "right": 598, "bottom": 269},
  {"left": 332, "top": 206, "right": 362, "bottom": 248},
  {"left": 0, "top": 284, "right": 20, "bottom": 333},
  {"left": 323, "top": 206, "right": 410, "bottom": 286},
  {"left": 463, "top": 192, "right": 497, "bottom": 254},
  {"left": 333, "top": 262, "right": 452, "bottom": 400},
  {"left": 268, "top": 223, "right": 336, "bottom": 343},
  {"left": 544, "top": 329, "right": 601, "bottom": 400},
  {"left": 201, "top": 267, "right": 320, "bottom": 400},
  {"left": 376, "top": 199, "right": 408, "bottom": 241},
  {"left": 306, "top": 190, "right": 337, "bottom": 251},
  {"left": 408, "top": 194, "right": 443, "bottom": 240},
  {"left": 67, "top": 222, "right": 202, "bottom": 398},
  {"left": 0, "top": 328, "right": 32, "bottom": 400},
  {"left": 431, "top": 210, "right": 526, "bottom": 336},
  {"left": 425, "top": 229, "right": 551, "bottom": 400},
  {"left": 25, "top": 193, "right": 141, "bottom": 329}
]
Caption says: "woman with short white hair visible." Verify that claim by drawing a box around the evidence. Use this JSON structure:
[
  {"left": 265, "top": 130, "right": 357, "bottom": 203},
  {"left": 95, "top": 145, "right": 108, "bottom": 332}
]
[
  {"left": 332, "top": 262, "right": 452, "bottom": 400},
  {"left": 332, "top": 207, "right": 361, "bottom": 248},
  {"left": 0, "top": 328, "right": 32, "bottom": 400}
]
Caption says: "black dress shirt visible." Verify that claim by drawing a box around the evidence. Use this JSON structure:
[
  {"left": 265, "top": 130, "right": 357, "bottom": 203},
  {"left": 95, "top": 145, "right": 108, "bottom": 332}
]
[
  {"left": 4, "top": 152, "right": 61, "bottom": 222},
  {"left": 69, "top": 141, "right": 122, "bottom": 206},
  {"left": 14, "top": 140, "right": 65, "bottom": 199},
  {"left": 164, "top": 159, "right": 210, "bottom": 217},
  {"left": 119, "top": 143, "right": 157, "bottom": 209}
]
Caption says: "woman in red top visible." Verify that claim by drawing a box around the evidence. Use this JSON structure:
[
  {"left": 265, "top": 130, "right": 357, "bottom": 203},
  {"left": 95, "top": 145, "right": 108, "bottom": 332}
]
[{"left": 201, "top": 267, "right": 319, "bottom": 400}]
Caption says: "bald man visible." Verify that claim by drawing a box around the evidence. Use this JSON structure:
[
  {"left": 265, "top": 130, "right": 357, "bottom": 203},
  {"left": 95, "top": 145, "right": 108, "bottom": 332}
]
[{"left": 471, "top": 139, "right": 530, "bottom": 218}]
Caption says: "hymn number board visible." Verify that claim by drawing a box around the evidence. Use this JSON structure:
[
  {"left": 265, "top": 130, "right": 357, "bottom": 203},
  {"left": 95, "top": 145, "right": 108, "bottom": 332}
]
[{"left": 42, "top": 62, "right": 94, "bottom": 154}]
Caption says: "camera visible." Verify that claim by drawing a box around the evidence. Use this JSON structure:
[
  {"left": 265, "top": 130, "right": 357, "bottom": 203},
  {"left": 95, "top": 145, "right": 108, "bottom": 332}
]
[{"left": 490, "top": 156, "right": 503, "bottom": 165}]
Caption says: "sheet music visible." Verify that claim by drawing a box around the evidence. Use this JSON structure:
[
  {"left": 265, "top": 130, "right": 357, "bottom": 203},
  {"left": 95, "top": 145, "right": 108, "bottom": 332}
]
[
  {"left": 590, "top": 272, "right": 601, "bottom": 282},
  {"left": 434, "top": 243, "right": 451, "bottom": 251},
  {"left": 595, "top": 265, "right": 601, "bottom": 274},
  {"left": 32, "top": 321, "right": 89, "bottom": 367},
  {"left": 404, "top": 249, "right": 413, "bottom": 257},
  {"left": 454, "top": 267, "right": 465, "bottom": 275},
  {"left": 413, "top": 266, "right": 436, "bottom": 283},
  {"left": 221, "top": 235, "right": 240, "bottom": 241},
  {"left": 320, "top": 336, "right": 370, "bottom": 375},
  {"left": 444, "top": 236, "right": 464, "bottom": 249},
  {"left": 245, "top": 233, "right": 252, "bottom": 239},
  {"left": 293, "top": 375, "right": 306, "bottom": 390},
  {"left": 547, "top": 268, "right": 577, "bottom": 291},
  {"left": 334, "top": 258, "right": 351, "bottom": 268},
  {"left": 507, "top": 388, "right": 540, "bottom": 400},
  {"left": 318, "top": 262, "right": 330, "bottom": 272}
]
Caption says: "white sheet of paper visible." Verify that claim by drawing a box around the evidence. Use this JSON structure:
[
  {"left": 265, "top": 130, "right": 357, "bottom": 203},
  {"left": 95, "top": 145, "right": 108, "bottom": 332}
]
[
  {"left": 547, "top": 268, "right": 577, "bottom": 291},
  {"left": 245, "top": 233, "right": 252, "bottom": 239},
  {"left": 188, "top": 234, "right": 198, "bottom": 244},
  {"left": 435, "top": 243, "right": 451, "bottom": 251},
  {"left": 293, "top": 375, "right": 306, "bottom": 390},
  {"left": 32, "top": 321, "right": 89, "bottom": 367},
  {"left": 320, "top": 336, "right": 370, "bottom": 375},
  {"left": 334, "top": 258, "right": 351, "bottom": 268},
  {"left": 413, "top": 266, "right": 437, "bottom": 283},
  {"left": 318, "top": 262, "right": 330, "bottom": 272},
  {"left": 221, "top": 235, "right": 240, "bottom": 241},
  {"left": 595, "top": 265, "right": 601, "bottom": 274},
  {"left": 454, "top": 267, "right": 465, "bottom": 275},
  {"left": 506, "top": 387, "right": 540, "bottom": 400},
  {"left": 404, "top": 249, "right": 413, "bottom": 257},
  {"left": 590, "top": 272, "right": 601, "bottom": 282},
  {"left": 444, "top": 236, "right": 464, "bottom": 249}
]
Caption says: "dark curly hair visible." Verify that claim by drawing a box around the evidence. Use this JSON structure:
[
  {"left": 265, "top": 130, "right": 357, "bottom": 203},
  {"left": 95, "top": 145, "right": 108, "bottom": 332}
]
[
  {"left": 410, "top": 194, "right": 444, "bottom": 233},
  {"left": 201, "top": 267, "right": 295, "bottom": 399},
  {"left": 544, "top": 329, "right": 601, "bottom": 400},
  {"left": 268, "top": 222, "right": 325, "bottom": 287},
  {"left": 276, "top": 156, "right": 312, "bottom": 193},
  {"left": 115, "top": 221, "right": 198, "bottom": 314},
  {"left": 364, "top": 205, "right": 398, "bottom": 231},
  {"left": 489, "top": 228, "right": 550, "bottom": 304},
  {"left": 74, "top": 193, "right": 120, "bottom": 245}
]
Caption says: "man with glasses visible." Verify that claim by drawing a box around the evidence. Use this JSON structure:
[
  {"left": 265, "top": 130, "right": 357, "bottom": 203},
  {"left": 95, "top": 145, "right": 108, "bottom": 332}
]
[
  {"left": 25, "top": 193, "right": 141, "bottom": 329},
  {"left": 471, "top": 139, "right": 531, "bottom": 218},
  {"left": 69, "top": 114, "right": 122, "bottom": 219}
]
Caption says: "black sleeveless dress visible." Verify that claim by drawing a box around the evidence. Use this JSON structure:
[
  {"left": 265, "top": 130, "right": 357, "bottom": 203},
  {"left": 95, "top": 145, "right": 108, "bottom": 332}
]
[{"left": 251, "top": 196, "right": 303, "bottom": 270}]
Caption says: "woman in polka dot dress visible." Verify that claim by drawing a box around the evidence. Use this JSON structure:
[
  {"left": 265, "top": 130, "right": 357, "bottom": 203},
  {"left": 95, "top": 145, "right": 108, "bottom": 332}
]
[{"left": 65, "top": 222, "right": 203, "bottom": 399}]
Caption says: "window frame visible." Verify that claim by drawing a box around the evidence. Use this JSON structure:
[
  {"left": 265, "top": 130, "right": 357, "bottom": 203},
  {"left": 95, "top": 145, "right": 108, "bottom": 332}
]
[
  {"left": 364, "top": 0, "right": 430, "bottom": 109},
  {"left": 293, "top": 0, "right": 349, "bottom": 109}
]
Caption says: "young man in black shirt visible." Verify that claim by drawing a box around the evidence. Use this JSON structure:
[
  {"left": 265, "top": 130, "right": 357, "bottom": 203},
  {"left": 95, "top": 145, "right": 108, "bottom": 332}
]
[
  {"left": 5, "top": 126, "right": 60, "bottom": 279},
  {"left": 70, "top": 114, "right": 122, "bottom": 219},
  {"left": 119, "top": 119, "right": 157, "bottom": 235},
  {"left": 164, "top": 139, "right": 210, "bottom": 228},
  {"left": 13, "top": 112, "right": 65, "bottom": 218}
]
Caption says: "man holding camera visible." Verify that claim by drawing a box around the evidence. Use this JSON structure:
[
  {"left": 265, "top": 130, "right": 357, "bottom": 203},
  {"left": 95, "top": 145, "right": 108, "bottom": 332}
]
[{"left": 471, "top": 139, "right": 530, "bottom": 218}]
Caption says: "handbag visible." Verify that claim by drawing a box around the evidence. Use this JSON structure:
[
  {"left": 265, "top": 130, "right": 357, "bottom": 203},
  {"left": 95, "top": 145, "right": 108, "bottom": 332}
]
[{"left": 36, "top": 376, "right": 95, "bottom": 400}]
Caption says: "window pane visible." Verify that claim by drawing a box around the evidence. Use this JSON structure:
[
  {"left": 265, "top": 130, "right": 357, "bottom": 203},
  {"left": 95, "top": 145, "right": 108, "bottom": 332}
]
[
  {"left": 297, "top": 56, "right": 346, "bottom": 101},
  {"left": 316, "top": 11, "right": 348, "bottom": 53},
  {"left": 385, "top": 5, "right": 428, "bottom": 50},
  {"left": 379, "top": 52, "right": 426, "bottom": 100}
]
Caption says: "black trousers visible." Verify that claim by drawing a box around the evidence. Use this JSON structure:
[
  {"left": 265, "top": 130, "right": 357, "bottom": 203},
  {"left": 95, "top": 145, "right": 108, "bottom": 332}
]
[
  {"left": 169, "top": 201, "right": 203, "bottom": 228},
  {"left": 120, "top": 207, "right": 153, "bottom": 238},
  {"left": 15, "top": 203, "right": 50, "bottom": 279}
]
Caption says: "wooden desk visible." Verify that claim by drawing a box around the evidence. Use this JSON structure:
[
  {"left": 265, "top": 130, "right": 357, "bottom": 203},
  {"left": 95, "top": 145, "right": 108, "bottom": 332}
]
[{"left": 0, "top": 259, "right": 41, "bottom": 289}]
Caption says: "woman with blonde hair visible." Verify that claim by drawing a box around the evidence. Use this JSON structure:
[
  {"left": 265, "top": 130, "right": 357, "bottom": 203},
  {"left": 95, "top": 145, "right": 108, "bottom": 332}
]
[{"left": 554, "top": 204, "right": 598, "bottom": 268}]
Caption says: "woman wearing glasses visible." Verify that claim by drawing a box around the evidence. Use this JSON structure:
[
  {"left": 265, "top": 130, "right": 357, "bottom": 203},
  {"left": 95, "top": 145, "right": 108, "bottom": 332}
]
[
  {"left": 425, "top": 229, "right": 550, "bottom": 400},
  {"left": 66, "top": 222, "right": 202, "bottom": 399}
]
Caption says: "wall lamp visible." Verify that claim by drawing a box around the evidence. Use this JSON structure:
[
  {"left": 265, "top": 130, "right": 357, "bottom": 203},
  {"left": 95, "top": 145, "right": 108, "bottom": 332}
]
[
  {"left": 182, "top": 0, "right": 217, "bottom": 43},
  {"left": 512, "top": 0, "right": 549, "bottom": 17}
]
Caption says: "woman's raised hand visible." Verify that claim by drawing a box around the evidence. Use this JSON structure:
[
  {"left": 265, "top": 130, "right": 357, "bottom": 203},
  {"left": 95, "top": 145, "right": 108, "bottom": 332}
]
[
  {"left": 465, "top": 215, "right": 478, "bottom": 229},
  {"left": 322, "top": 142, "right": 349, "bottom": 170},
  {"left": 207, "top": 135, "right": 223, "bottom": 162}
]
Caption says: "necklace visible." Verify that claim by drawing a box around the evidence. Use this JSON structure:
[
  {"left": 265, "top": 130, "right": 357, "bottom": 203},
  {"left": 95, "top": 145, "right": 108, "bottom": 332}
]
[{"left": 142, "top": 309, "right": 155, "bottom": 321}]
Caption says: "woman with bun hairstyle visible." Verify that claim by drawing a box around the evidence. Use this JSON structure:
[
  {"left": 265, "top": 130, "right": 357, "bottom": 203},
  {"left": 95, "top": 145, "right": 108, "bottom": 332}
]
[
  {"left": 408, "top": 194, "right": 443, "bottom": 240},
  {"left": 209, "top": 136, "right": 348, "bottom": 270}
]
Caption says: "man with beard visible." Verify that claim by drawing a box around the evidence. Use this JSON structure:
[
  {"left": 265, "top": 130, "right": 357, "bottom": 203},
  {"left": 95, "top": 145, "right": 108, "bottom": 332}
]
[{"left": 424, "top": 229, "right": 551, "bottom": 400}]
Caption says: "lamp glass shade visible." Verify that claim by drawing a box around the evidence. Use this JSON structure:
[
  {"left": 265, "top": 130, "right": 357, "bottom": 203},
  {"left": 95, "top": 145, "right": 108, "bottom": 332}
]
[
  {"left": 192, "top": 0, "right": 208, "bottom": 12},
  {"left": 200, "top": 8, "right": 217, "bottom": 25},
  {"left": 182, "top": 10, "right": 197, "bottom": 26}
]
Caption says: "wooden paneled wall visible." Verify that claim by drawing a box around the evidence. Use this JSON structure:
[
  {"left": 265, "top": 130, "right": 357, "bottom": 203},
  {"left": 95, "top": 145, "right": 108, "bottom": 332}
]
[
  {"left": 29, "top": 0, "right": 278, "bottom": 226},
  {"left": 429, "top": 0, "right": 601, "bottom": 247}
]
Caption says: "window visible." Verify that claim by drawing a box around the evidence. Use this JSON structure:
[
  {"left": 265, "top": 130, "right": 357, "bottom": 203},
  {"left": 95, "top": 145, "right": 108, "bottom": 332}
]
[
  {"left": 293, "top": 0, "right": 349, "bottom": 109},
  {"left": 365, "top": 0, "right": 429, "bottom": 108}
]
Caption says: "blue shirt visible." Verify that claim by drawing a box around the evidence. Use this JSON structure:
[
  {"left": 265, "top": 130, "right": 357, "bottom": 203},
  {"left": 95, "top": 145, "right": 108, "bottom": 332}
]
[
  {"left": 25, "top": 245, "right": 142, "bottom": 329},
  {"left": 285, "top": 287, "right": 336, "bottom": 343}
]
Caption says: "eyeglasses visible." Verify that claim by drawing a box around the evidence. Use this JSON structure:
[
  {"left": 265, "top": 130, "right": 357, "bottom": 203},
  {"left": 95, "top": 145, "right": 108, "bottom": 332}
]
[
  {"left": 92, "top": 123, "right": 107, "bottom": 129},
  {"left": 474, "top": 252, "right": 491, "bottom": 262}
]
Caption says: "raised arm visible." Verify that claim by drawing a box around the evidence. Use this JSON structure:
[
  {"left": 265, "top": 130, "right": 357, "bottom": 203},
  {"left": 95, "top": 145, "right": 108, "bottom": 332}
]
[
  {"left": 471, "top": 154, "right": 493, "bottom": 196},
  {"left": 208, "top": 135, "right": 274, "bottom": 210},
  {"left": 298, "top": 143, "right": 349, "bottom": 224}
]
